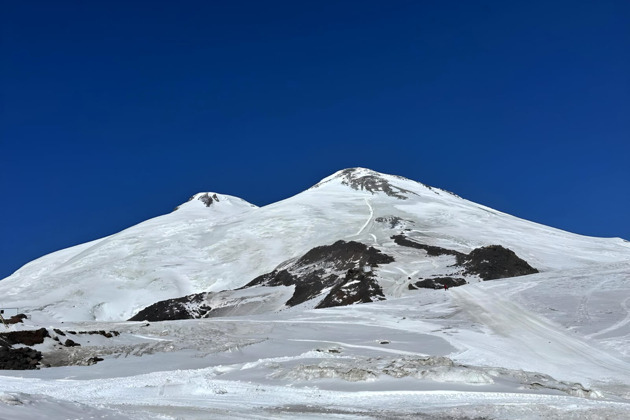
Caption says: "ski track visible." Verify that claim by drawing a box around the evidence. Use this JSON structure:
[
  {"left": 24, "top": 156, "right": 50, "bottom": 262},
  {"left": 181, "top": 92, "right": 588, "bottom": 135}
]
[
  {"left": 351, "top": 198, "right": 373, "bottom": 237},
  {"left": 450, "top": 284, "right": 630, "bottom": 385},
  {"left": 587, "top": 296, "right": 630, "bottom": 340},
  {"left": 576, "top": 279, "right": 612, "bottom": 325}
]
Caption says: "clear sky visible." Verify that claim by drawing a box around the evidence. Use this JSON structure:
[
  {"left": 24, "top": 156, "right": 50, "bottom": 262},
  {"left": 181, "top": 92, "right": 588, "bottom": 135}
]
[{"left": 1, "top": 0, "right": 629, "bottom": 279}]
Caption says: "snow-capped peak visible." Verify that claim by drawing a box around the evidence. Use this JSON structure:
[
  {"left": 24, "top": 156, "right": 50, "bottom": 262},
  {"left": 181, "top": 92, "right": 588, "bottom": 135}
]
[
  {"left": 175, "top": 192, "right": 258, "bottom": 212},
  {"left": 311, "top": 167, "right": 435, "bottom": 200}
]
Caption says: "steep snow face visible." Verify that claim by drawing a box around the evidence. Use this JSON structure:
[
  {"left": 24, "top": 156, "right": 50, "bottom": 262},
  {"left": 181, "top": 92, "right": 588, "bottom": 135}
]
[{"left": 1, "top": 168, "right": 629, "bottom": 322}]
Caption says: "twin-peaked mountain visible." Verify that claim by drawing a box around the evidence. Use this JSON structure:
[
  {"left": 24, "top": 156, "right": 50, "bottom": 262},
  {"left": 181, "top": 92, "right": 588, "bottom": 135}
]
[{"left": 2, "top": 168, "right": 629, "bottom": 322}]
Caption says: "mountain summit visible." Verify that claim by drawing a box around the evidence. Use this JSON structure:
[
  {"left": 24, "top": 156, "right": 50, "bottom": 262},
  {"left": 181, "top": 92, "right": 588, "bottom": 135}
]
[{"left": 1, "top": 168, "right": 628, "bottom": 322}]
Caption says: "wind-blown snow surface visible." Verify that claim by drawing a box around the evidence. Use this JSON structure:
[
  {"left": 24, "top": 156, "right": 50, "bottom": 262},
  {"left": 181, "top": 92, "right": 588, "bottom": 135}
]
[{"left": 1, "top": 168, "right": 630, "bottom": 419}]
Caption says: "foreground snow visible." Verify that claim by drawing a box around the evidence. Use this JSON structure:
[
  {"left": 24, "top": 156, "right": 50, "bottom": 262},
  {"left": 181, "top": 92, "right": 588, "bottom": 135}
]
[{"left": 2, "top": 264, "right": 629, "bottom": 419}]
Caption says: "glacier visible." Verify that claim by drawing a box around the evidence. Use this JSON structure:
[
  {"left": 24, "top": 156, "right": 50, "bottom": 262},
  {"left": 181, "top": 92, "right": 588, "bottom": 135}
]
[{"left": 0, "top": 168, "right": 629, "bottom": 419}]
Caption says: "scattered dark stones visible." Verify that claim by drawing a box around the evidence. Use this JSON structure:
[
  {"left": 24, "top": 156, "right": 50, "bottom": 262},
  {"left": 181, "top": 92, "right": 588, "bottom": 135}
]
[
  {"left": 0, "top": 328, "right": 118, "bottom": 370},
  {"left": 336, "top": 169, "right": 415, "bottom": 199},
  {"left": 84, "top": 330, "right": 120, "bottom": 338},
  {"left": 63, "top": 330, "right": 120, "bottom": 337},
  {"left": 456, "top": 245, "right": 539, "bottom": 280},
  {"left": 0, "top": 346, "right": 42, "bottom": 370},
  {"left": 316, "top": 348, "right": 342, "bottom": 354},
  {"left": 375, "top": 216, "right": 409, "bottom": 229},
  {"left": 409, "top": 277, "right": 467, "bottom": 290},
  {"left": 129, "top": 292, "right": 211, "bottom": 322},
  {"left": 86, "top": 356, "right": 104, "bottom": 365}
]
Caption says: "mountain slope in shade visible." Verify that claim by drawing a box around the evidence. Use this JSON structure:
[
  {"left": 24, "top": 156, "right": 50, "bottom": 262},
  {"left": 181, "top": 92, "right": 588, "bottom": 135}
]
[{"left": 1, "top": 167, "right": 629, "bottom": 322}]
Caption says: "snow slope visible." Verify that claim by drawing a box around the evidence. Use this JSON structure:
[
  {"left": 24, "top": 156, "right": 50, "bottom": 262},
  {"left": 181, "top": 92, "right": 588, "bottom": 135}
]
[
  {"left": 1, "top": 168, "right": 628, "bottom": 322},
  {"left": 1, "top": 168, "right": 630, "bottom": 419},
  {"left": 1, "top": 263, "right": 630, "bottom": 419}
]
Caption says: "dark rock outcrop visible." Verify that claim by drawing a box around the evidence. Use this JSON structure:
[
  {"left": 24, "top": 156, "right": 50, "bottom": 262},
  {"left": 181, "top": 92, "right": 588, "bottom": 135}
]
[
  {"left": 198, "top": 193, "right": 220, "bottom": 207},
  {"left": 456, "top": 245, "right": 539, "bottom": 280},
  {"left": 0, "top": 328, "right": 50, "bottom": 347},
  {"left": 130, "top": 240, "right": 396, "bottom": 321},
  {"left": 246, "top": 240, "right": 394, "bottom": 307},
  {"left": 316, "top": 268, "right": 385, "bottom": 308},
  {"left": 393, "top": 235, "right": 539, "bottom": 285},
  {"left": 3, "top": 314, "right": 27, "bottom": 325},
  {"left": 0, "top": 328, "right": 49, "bottom": 370},
  {"left": 64, "top": 330, "right": 120, "bottom": 338},
  {"left": 86, "top": 356, "right": 104, "bottom": 365},
  {"left": 409, "top": 277, "right": 467, "bottom": 290},
  {"left": 0, "top": 346, "right": 42, "bottom": 370},
  {"left": 129, "top": 292, "right": 211, "bottom": 322}
]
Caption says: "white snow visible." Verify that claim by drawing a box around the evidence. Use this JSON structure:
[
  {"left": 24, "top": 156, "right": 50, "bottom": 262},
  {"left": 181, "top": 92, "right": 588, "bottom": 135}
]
[{"left": 0, "top": 168, "right": 629, "bottom": 419}]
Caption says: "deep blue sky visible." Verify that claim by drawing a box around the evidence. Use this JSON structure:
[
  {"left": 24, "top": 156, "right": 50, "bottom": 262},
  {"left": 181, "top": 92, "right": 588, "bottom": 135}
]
[{"left": 1, "top": 1, "right": 629, "bottom": 279}]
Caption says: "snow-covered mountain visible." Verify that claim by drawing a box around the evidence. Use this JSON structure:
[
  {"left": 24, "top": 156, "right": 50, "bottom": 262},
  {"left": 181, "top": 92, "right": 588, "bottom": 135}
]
[
  {"left": 2, "top": 168, "right": 630, "bottom": 419},
  {"left": 1, "top": 168, "right": 628, "bottom": 322}
]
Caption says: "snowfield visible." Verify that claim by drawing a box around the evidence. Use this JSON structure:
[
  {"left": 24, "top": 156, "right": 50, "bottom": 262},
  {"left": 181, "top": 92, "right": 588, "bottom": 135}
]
[{"left": 1, "top": 168, "right": 629, "bottom": 419}]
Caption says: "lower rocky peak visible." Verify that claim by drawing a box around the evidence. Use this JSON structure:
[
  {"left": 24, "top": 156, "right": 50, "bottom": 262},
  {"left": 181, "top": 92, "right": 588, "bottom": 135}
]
[
  {"left": 393, "top": 234, "right": 539, "bottom": 288},
  {"left": 316, "top": 268, "right": 385, "bottom": 308},
  {"left": 456, "top": 245, "right": 539, "bottom": 280},
  {"left": 246, "top": 240, "right": 394, "bottom": 307},
  {"left": 128, "top": 293, "right": 210, "bottom": 322},
  {"left": 129, "top": 240, "right": 396, "bottom": 322}
]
